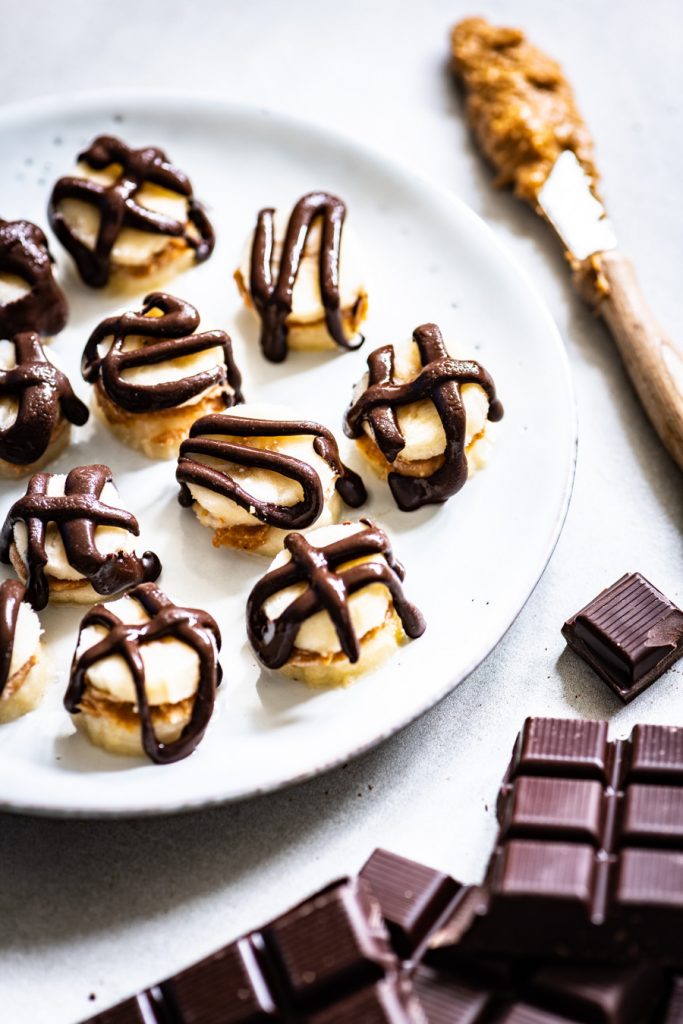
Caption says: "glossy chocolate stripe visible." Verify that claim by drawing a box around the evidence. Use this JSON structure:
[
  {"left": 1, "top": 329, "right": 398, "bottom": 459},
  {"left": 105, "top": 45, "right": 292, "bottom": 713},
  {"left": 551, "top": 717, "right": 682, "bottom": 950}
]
[
  {"left": 247, "top": 520, "right": 425, "bottom": 669},
  {"left": 0, "top": 465, "right": 161, "bottom": 610},
  {"left": 82, "top": 292, "right": 243, "bottom": 412},
  {"left": 0, "top": 579, "right": 26, "bottom": 695},
  {"left": 65, "top": 583, "right": 221, "bottom": 764},
  {"left": 344, "top": 323, "right": 503, "bottom": 511},
  {"left": 249, "top": 191, "right": 362, "bottom": 362},
  {"left": 48, "top": 135, "right": 214, "bottom": 288},
  {"left": 0, "top": 332, "right": 88, "bottom": 465},
  {"left": 177, "top": 413, "right": 366, "bottom": 531},
  {"left": 0, "top": 219, "right": 68, "bottom": 337}
]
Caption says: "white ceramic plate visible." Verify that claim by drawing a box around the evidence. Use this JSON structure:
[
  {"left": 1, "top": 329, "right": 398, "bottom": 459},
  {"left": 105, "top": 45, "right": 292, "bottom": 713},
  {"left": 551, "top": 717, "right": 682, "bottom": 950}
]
[{"left": 0, "top": 93, "right": 576, "bottom": 816}]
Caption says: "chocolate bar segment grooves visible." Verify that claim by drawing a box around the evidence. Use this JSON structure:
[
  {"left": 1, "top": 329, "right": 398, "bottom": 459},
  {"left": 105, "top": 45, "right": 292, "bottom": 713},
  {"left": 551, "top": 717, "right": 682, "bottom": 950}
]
[
  {"left": 430, "top": 717, "right": 683, "bottom": 964},
  {"left": 562, "top": 573, "right": 683, "bottom": 703}
]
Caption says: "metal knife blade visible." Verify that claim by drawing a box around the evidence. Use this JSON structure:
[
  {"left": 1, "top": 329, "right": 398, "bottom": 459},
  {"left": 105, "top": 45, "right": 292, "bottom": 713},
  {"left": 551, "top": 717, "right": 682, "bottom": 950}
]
[{"left": 537, "top": 150, "right": 618, "bottom": 261}]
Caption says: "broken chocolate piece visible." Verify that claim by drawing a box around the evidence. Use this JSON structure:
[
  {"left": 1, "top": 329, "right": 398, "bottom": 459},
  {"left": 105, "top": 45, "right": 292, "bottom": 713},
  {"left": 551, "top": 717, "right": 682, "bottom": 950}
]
[
  {"left": 562, "top": 573, "right": 683, "bottom": 703},
  {"left": 87, "top": 877, "right": 422, "bottom": 1024},
  {"left": 360, "top": 849, "right": 462, "bottom": 959}
]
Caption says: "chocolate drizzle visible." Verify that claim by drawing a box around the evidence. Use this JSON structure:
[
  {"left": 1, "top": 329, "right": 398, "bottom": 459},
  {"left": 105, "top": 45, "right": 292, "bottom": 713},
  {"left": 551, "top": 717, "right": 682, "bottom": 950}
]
[
  {"left": 247, "top": 519, "right": 426, "bottom": 669},
  {"left": 82, "top": 292, "right": 243, "bottom": 413},
  {"left": 249, "top": 191, "right": 363, "bottom": 362},
  {"left": 0, "top": 464, "right": 162, "bottom": 611},
  {"left": 344, "top": 323, "right": 504, "bottom": 511},
  {"left": 0, "top": 579, "right": 27, "bottom": 696},
  {"left": 177, "top": 413, "right": 366, "bottom": 530},
  {"left": 65, "top": 582, "right": 221, "bottom": 764},
  {"left": 48, "top": 135, "right": 215, "bottom": 287},
  {"left": 0, "top": 332, "right": 89, "bottom": 465},
  {"left": 0, "top": 219, "right": 68, "bottom": 336}
]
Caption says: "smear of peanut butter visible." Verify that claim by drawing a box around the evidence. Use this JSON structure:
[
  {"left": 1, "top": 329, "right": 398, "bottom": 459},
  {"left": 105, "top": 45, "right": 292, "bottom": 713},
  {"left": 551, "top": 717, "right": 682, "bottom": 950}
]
[{"left": 451, "top": 17, "right": 609, "bottom": 303}]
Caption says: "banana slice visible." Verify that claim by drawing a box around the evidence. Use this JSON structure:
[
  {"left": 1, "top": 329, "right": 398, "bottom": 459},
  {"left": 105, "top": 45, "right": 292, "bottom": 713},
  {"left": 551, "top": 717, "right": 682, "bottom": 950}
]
[
  {"left": 3, "top": 465, "right": 161, "bottom": 608},
  {"left": 238, "top": 212, "right": 366, "bottom": 324},
  {"left": 345, "top": 325, "right": 503, "bottom": 511},
  {"left": 247, "top": 520, "right": 425, "bottom": 687},
  {"left": 85, "top": 295, "right": 243, "bottom": 460},
  {"left": 60, "top": 166, "right": 191, "bottom": 268},
  {"left": 0, "top": 580, "right": 49, "bottom": 722},
  {"left": 234, "top": 195, "right": 369, "bottom": 356},
  {"left": 177, "top": 403, "right": 366, "bottom": 557},
  {"left": 67, "top": 583, "right": 221, "bottom": 763}
]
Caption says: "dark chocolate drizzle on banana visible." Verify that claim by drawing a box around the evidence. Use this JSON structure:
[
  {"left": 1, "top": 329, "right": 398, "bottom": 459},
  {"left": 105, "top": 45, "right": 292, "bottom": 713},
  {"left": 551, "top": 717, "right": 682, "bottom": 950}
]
[
  {"left": 0, "top": 579, "right": 28, "bottom": 696},
  {"left": 0, "top": 219, "right": 68, "bottom": 337},
  {"left": 177, "top": 413, "right": 366, "bottom": 531},
  {"left": 249, "top": 191, "right": 363, "bottom": 362},
  {"left": 344, "top": 323, "right": 504, "bottom": 512},
  {"left": 247, "top": 519, "right": 425, "bottom": 669},
  {"left": 82, "top": 292, "right": 243, "bottom": 413},
  {"left": 0, "top": 464, "right": 162, "bottom": 611},
  {"left": 48, "top": 135, "right": 215, "bottom": 288},
  {"left": 1, "top": 332, "right": 89, "bottom": 466},
  {"left": 65, "top": 582, "right": 221, "bottom": 765}
]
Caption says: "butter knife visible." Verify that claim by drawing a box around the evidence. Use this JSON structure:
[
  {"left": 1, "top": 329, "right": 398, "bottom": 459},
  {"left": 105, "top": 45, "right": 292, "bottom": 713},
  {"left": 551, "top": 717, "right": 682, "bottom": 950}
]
[{"left": 538, "top": 150, "right": 683, "bottom": 469}]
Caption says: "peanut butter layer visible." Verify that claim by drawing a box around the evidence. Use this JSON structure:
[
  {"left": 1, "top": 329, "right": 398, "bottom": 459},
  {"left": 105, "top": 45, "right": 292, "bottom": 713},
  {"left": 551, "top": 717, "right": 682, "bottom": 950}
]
[{"left": 451, "top": 17, "right": 598, "bottom": 205}]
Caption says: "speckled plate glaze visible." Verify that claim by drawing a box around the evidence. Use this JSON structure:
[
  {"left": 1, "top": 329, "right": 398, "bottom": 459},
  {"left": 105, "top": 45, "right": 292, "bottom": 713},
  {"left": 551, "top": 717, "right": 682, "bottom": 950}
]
[{"left": 0, "top": 93, "right": 576, "bottom": 817}]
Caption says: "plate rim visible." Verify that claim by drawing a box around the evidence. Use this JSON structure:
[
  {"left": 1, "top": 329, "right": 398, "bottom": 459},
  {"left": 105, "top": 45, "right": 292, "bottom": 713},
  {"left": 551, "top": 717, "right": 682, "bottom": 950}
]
[{"left": 0, "top": 89, "right": 578, "bottom": 817}]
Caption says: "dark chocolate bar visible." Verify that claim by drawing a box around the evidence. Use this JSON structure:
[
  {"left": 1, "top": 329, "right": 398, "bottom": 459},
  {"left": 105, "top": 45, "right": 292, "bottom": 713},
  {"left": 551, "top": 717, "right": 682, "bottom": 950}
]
[
  {"left": 84, "top": 842, "right": 683, "bottom": 1024},
  {"left": 361, "top": 848, "right": 675, "bottom": 1024},
  {"left": 84, "top": 877, "right": 424, "bottom": 1024},
  {"left": 429, "top": 717, "right": 683, "bottom": 965},
  {"left": 562, "top": 573, "right": 683, "bottom": 703}
]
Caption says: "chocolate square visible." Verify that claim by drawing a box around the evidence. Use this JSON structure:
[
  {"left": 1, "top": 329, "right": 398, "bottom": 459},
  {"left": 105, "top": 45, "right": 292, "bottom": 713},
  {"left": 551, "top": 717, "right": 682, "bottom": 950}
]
[
  {"left": 359, "top": 849, "right": 461, "bottom": 958},
  {"left": 503, "top": 777, "right": 604, "bottom": 845},
  {"left": 515, "top": 718, "right": 609, "bottom": 781},
  {"left": 163, "top": 938, "right": 278, "bottom": 1023},
  {"left": 309, "top": 978, "right": 423, "bottom": 1024},
  {"left": 261, "top": 878, "right": 394, "bottom": 1010},
  {"left": 562, "top": 573, "right": 683, "bottom": 703}
]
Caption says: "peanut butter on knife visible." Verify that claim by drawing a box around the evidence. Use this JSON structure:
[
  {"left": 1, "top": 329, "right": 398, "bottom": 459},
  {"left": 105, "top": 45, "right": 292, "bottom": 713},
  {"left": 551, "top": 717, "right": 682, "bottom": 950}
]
[{"left": 451, "top": 17, "right": 683, "bottom": 470}]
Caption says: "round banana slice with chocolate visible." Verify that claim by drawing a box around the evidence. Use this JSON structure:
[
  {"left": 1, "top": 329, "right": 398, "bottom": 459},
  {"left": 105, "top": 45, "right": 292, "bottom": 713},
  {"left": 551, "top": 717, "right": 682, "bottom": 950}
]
[
  {"left": 176, "top": 404, "right": 367, "bottom": 557},
  {"left": 48, "top": 135, "right": 214, "bottom": 290},
  {"left": 0, "top": 218, "right": 68, "bottom": 338},
  {"left": 247, "top": 519, "right": 425, "bottom": 687},
  {"left": 82, "top": 292, "right": 243, "bottom": 460},
  {"left": 0, "top": 579, "right": 50, "bottom": 723},
  {"left": 344, "top": 323, "right": 504, "bottom": 512},
  {"left": 0, "top": 332, "right": 89, "bottom": 479},
  {"left": 0, "top": 464, "right": 161, "bottom": 610},
  {"left": 65, "top": 582, "right": 221, "bottom": 763},
  {"left": 234, "top": 191, "right": 367, "bottom": 362}
]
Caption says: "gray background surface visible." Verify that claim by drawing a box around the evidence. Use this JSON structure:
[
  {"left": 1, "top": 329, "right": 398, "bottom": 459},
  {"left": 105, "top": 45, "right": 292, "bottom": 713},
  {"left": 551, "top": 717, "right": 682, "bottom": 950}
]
[{"left": 0, "top": 1, "right": 681, "bottom": 1021}]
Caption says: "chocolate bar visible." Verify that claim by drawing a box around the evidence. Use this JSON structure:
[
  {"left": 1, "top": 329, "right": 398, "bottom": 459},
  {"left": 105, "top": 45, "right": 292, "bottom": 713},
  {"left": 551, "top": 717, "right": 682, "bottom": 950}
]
[
  {"left": 562, "top": 573, "right": 683, "bottom": 703},
  {"left": 85, "top": 877, "right": 424, "bottom": 1023},
  {"left": 362, "top": 849, "right": 683, "bottom": 1023},
  {"left": 85, "top": 843, "right": 683, "bottom": 1024},
  {"left": 429, "top": 717, "right": 683, "bottom": 965}
]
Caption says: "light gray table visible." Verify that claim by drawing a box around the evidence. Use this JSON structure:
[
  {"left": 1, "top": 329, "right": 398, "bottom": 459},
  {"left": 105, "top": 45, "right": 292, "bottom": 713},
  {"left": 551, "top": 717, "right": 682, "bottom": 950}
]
[{"left": 1, "top": 2, "right": 681, "bottom": 1021}]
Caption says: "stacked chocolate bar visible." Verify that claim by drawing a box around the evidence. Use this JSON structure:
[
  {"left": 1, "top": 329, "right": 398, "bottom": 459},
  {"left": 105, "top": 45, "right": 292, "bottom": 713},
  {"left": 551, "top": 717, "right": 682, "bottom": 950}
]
[{"left": 85, "top": 717, "right": 683, "bottom": 1023}]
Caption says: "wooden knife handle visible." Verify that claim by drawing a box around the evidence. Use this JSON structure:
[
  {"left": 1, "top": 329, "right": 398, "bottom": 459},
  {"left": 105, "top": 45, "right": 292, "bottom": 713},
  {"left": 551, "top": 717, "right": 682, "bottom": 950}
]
[{"left": 595, "top": 249, "right": 683, "bottom": 470}]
